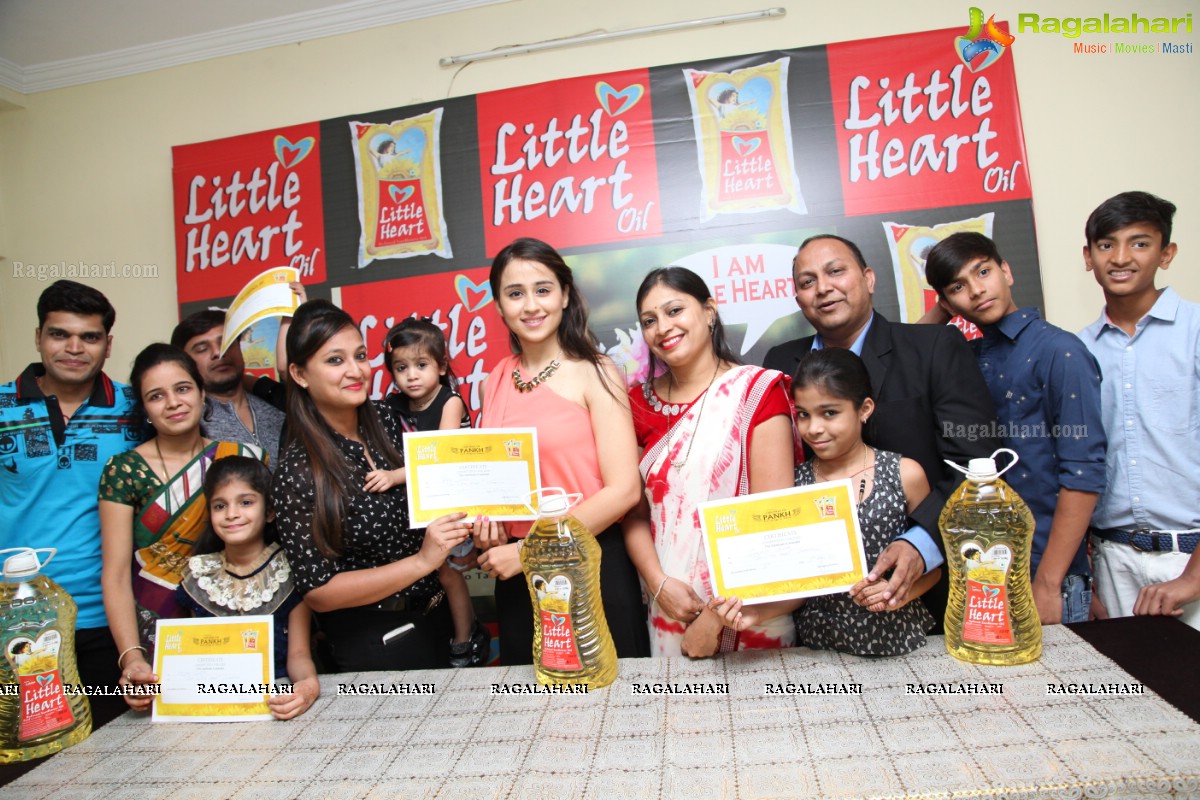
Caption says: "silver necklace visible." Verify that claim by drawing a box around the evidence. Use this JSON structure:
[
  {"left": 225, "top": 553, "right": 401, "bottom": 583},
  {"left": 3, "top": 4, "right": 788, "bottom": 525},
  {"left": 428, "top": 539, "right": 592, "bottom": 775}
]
[{"left": 664, "top": 363, "right": 720, "bottom": 469}]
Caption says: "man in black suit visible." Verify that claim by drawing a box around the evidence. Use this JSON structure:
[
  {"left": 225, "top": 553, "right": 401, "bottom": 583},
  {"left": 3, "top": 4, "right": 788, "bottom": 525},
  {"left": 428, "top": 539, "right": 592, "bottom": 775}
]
[{"left": 764, "top": 234, "right": 1000, "bottom": 614}]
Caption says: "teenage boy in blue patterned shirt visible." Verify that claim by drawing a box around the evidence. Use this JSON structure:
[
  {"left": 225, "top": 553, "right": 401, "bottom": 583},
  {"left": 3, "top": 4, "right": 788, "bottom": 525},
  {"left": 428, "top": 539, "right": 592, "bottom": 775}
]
[{"left": 925, "top": 232, "right": 1107, "bottom": 624}]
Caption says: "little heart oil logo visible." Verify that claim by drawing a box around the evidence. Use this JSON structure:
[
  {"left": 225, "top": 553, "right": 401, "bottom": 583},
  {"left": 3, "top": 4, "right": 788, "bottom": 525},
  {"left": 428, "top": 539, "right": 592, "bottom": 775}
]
[
  {"left": 453, "top": 274, "right": 493, "bottom": 313},
  {"left": 954, "top": 7, "right": 1016, "bottom": 72},
  {"left": 388, "top": 185, "right": 415, "bottom": 204},
  {"left": 273, "top": 135, "right": 315, "bottom": 169},
  {"left": 595, "top": 82, "right": 644, "bottom": 116}
]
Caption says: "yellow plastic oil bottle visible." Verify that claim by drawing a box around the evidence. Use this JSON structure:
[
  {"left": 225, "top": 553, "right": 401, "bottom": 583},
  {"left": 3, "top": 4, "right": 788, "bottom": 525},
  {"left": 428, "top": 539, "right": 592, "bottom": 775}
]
[
  {"left": 0, "top": 548, "right": 93, "bottom": 763},
  {"left": 939, "top": 449, "right": 1042, "bottom": 665},
  {"left": 520, "top": 488, "right": 617, "bottom": 688}
]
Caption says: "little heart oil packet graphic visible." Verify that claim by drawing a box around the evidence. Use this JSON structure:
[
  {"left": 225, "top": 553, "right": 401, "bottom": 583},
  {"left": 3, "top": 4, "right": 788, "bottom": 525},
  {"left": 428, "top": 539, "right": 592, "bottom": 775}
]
[
  {"left": 350, "top": 109, "right": 452, "bottom": 266},
  {"left": 683, "top": 58, "right": 807, "bottom": 219}
]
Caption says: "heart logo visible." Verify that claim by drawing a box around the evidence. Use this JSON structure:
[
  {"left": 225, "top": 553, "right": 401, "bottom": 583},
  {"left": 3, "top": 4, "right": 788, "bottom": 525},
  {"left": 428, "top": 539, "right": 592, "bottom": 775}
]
[
  {"left": 36, "top": 673, "right": 53, "bottom": 686},
  {"left": 731, "top": 136, "right": 760, "bottom": 157},
  {"left": 595, "top": 82, "right": 644, "bottom": 117},
  {"left": 954, "top": 36, "right": 1004, "bottom": 73},
  {"left": 550, "top": 614, "right": 567, "bottom": 627},
  {"left": 388, "top": 185, "right": 415, "bottom": 205},
  {"left": 454, "top": 274, "right": 493, "bottom": 312},
  {"left": 274, "top": 135, "right": 315, "bottom": 169}
]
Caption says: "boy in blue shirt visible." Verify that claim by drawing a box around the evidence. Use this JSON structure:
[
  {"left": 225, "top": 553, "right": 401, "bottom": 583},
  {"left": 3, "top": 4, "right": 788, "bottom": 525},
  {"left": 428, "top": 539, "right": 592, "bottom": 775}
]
[
  {"left": 924, "top": 232, "right": 1107, "bottom": 624},
  {"left": 1078, "top": 191, "right": 1200, "bottom": 628}
]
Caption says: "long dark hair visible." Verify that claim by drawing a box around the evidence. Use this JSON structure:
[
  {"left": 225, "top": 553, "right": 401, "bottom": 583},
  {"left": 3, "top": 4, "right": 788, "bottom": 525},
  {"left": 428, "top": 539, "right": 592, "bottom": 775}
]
[
  {"left": 489, "top": 238, "right": 602, "bottom": 366},
  {"left": 792, "top": 348, "right": 877, "bottom": 445},
  {"left": 490, "top": 237, "right": 625, "bottom": 400},
  {"left": 383, "top": 317, "right": 459, "bottom": 392},
  {"left": 284, "top": 299, "right": 404, "bottom": 558},
  {"left": 635, "top": 266, "right": 741, "bottom": 381},
  {"left": 129, "top": 342, "right": 205, "bottom": 439},
  {"left": 192, "top": 456, "right": 277, "bottom": 557}
]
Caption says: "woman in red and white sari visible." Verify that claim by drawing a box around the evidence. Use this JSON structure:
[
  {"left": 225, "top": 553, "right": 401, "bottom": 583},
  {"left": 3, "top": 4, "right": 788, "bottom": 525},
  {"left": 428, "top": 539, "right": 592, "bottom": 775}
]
[{"left": 624, "top": 267, "right": 798, "bottom": 657}]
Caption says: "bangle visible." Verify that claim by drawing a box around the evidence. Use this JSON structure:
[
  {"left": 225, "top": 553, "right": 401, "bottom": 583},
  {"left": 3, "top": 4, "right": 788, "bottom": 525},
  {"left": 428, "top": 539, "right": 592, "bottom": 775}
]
[
  {"left": 652, "top": 577, "right": 670, "bottom": 603},
  {"left": 117, "top": 645, "right": 147, "bottom": 671}
]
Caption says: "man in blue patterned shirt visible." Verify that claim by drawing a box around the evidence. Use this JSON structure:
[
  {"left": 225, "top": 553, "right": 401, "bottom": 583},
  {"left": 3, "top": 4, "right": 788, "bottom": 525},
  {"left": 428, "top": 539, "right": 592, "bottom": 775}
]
[
  {"left": 0, "top": 281, "right": 140, "bottom": 697},
  {"left": 1078, "top": 191, "right": 1200, "bottom": 629},
  {"left": 925, "top": 232, "right": 1107, "bottom": 624}
]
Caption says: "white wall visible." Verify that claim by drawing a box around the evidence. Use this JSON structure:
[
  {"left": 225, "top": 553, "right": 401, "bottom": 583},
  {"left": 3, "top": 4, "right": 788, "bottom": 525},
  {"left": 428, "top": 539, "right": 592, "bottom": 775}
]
[{"left": 1, "top": 0, "right": 1197, "bottom": 379}]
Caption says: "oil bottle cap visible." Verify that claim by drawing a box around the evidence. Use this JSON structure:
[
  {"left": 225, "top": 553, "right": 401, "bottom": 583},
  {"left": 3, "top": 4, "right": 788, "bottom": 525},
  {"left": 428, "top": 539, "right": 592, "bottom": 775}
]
[
  {"left": 1, "top": 547, "right": 56, "bottom": 579},
  {"left": 945, "top": 449, "right": 1020, "bottom": 482},
  {"left": 526, "top": 487, "right": 583, "bottom": 517},
  {"left": 966, "top": 458, "right": 999, "bottom": 481}
]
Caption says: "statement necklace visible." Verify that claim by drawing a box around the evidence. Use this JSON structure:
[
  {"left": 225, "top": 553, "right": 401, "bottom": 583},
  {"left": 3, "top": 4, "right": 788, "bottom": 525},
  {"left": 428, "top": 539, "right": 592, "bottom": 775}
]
[
  {"left": 512, "top": 356, "right": 562, "bottom": 393},
  {"left": 664, "top": 362, "right": 720, "bottom": 469},
  {"left": 813, "top": 446, "right": 873, "bottom": 503}
]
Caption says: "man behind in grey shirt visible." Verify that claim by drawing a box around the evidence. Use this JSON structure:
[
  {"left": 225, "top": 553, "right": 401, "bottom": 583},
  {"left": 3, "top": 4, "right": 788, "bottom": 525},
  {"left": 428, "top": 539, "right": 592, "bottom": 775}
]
[{"left": 171, "top": 309, "right": 285, "bottom": 465}]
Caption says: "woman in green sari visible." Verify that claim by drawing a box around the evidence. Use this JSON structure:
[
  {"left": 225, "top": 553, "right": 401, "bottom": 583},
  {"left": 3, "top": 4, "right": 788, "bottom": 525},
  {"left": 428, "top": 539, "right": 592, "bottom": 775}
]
[{"left": 100, "top": 343, "right": 266, "bottom": 710}]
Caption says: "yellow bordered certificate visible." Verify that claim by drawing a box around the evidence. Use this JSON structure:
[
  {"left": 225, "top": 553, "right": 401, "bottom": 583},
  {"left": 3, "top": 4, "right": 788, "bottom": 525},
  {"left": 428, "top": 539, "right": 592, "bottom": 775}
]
[
  {"left": 152, "top": 616, "right": 274, "bottom": 722},
  {"left": 219, "top": 266, "right": 300, "bottom": 355},
  {"left": 698, "top": 480, "right": 867, "bottom": 604},
  {"left": 403, "top": 428, "right": 541, "bottom": 527}
]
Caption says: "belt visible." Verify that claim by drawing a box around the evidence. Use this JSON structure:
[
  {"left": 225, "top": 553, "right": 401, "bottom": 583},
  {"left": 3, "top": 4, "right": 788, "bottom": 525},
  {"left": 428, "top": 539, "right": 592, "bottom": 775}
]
[
  {"left": 378, "top": 590, "right": 445, "bottom": 614},
  {"left": 1091, "top": 527, "right": 1200, "bottom": 555}
]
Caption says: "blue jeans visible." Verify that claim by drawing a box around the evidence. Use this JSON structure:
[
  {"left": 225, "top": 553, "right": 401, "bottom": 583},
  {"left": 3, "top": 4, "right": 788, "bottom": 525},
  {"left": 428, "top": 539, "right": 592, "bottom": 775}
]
[{"left": 1061, "top": 574, "right": 1092, "bottom": 624}]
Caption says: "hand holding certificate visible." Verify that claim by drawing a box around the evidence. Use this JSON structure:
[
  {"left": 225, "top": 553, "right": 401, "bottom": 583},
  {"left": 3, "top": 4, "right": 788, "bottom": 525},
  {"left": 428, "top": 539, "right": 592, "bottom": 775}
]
[
  {"left": 698, "top": 480, "right": 868, "bottom": 605},
  {"left": 403, "top": 428, "right": 541, "bottom": 526}
]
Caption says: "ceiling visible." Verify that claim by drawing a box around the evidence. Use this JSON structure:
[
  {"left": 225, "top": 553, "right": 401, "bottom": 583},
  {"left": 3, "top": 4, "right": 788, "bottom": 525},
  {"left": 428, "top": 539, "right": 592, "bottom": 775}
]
[{"left": 0, "top": 0, "right": 508, "bottom": 93}]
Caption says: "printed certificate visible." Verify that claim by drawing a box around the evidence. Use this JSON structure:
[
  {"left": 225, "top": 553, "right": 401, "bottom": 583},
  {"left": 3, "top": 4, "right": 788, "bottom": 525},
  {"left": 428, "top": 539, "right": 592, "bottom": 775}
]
[
  {"left": 152, "top": 616, "right": 274, "bottom": 723},
  {"left": 220, "top": 266, "right": 300, "bottom": 354},
  {"left": 698, "top": 480, "right": 867, "bottom": 604},
  {"left": 404, "top": 428, "right": 541, "bottom": 527}
]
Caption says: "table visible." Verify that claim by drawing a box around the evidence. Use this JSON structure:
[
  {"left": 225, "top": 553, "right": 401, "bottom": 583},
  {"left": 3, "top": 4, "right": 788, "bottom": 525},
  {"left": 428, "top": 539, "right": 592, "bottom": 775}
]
[{"left": 8, "top": 625, "right": 1200, "bottom": 799}]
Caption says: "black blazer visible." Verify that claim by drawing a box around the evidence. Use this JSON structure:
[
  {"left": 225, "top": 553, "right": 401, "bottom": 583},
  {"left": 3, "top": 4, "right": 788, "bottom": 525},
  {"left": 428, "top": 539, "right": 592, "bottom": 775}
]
[{"left": 764, "top": 312, "right": 1001, "bottom": 541}]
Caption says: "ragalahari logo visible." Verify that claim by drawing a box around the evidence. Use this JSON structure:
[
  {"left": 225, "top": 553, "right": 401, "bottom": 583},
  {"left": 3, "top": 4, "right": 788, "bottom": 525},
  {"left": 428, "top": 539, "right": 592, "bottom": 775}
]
[{"left": 954, "top": 7, "right": 1016, "bottom": 72}]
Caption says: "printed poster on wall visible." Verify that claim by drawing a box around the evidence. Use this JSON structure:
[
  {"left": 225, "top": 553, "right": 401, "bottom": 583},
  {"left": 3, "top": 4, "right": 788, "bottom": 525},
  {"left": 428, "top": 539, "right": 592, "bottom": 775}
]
[
  {"left": 174, "top": 17, "right": 1039, "bottom": 387},
  {"left": 683, "top": 58, "right": 807, "bottom": 219},
  {"left": 173, "top": 123, "right": 326, "bottom": 305},
  {"left": 350, "top": 109, "right": 452, "bottom": 266}
]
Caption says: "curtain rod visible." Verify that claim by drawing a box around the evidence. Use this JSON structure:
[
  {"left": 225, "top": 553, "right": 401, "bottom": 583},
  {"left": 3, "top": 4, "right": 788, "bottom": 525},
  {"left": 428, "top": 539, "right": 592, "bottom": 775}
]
[{"left": 440, "top": 8, "right": 787, "bottom": 67}]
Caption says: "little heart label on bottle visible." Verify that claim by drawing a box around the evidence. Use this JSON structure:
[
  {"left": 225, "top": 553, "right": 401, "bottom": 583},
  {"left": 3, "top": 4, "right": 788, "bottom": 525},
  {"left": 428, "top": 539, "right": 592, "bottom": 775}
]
[
  {"left": 7, "top": 630, "right": 76, "bottom": 741},
  {"left": 534, "top": 574, "right": 582, "bottom": 671},
  {"left": 961, "top": 541, "right": 1014, "bottom": 646}
]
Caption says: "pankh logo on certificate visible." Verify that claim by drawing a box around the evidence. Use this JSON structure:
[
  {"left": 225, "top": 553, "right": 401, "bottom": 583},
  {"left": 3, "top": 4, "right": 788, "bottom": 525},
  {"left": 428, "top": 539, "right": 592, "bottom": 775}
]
[{"left": 698, "top": 480, "right": 868, "bottom": 604}]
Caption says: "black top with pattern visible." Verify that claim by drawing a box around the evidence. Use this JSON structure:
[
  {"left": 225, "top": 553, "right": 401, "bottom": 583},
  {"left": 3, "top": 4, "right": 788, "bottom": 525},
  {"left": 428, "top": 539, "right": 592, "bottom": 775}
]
[
  {"left": 271, "top": 401, "right": 440, "bottom": 602},
  {"left": 385, "top": 385, "right": 471, "bottom": 432},
  {"left": 793, "top": 449, "right": 934, "bottom": 657}
]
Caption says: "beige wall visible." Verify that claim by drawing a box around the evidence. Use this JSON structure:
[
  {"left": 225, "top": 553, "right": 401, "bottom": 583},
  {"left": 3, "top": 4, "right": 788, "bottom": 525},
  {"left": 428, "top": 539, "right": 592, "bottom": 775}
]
[{"left": 1, "top": 0, "right": 1197, "bottom": 380}]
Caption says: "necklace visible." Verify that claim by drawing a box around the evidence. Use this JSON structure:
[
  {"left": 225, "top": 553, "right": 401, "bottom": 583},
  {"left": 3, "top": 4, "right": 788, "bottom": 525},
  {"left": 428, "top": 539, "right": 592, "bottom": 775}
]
[
  {"left": 512, "top": 356, "right": 562, "bottom": 393},
  {"left": 154, "top": 436, "right": 203, "bottom": 480},
  {"left": 664, "top": 362, "right": 721, "bottom": 469},
  {"left": 813, "top": 446, "right": 873, "bottom": 503},
  {"left": 153, "top": 436, "right": 203, "bottom": 514},
  {"left": 234, "top": 394, "right": 261, "bottom": 447}
]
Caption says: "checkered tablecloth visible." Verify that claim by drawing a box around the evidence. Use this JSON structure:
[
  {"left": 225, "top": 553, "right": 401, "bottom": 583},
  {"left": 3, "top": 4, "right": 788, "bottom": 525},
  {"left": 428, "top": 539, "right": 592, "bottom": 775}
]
[{"left": 12, "top": 626, "right": 1200, "bottom": 799}]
